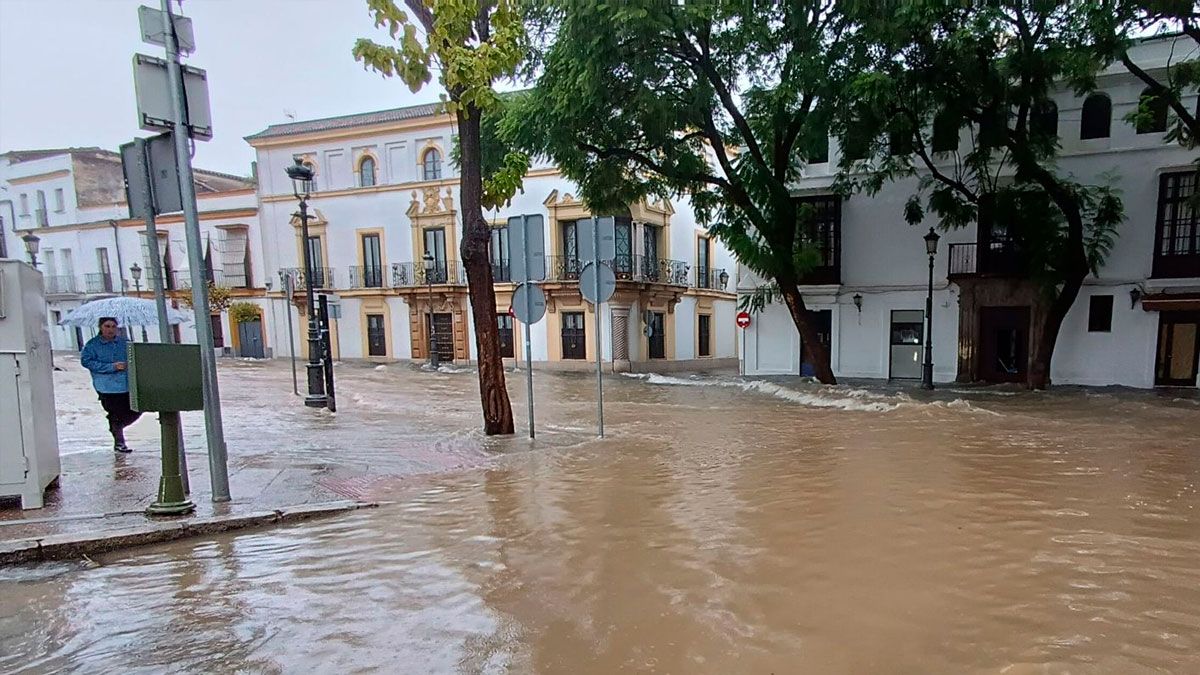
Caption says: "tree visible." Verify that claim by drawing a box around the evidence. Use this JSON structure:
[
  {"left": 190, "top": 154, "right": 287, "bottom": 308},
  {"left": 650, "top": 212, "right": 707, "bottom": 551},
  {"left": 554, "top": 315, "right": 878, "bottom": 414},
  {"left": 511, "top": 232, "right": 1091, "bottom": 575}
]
[
  {"left": 354, "top": 0, "right": 528, "bottom": 435},
  {"left": 181, "top": 282, "right": 231, "bottom": 312},
  {"left": 502, "top": 0, "right": 862, "bottom": 384},
  {"left": 1102, "top": 1, "right": 1200, "bottom": 149},
  {"left": 836, "top": 0, "right": 1124, "bottom": 389}
]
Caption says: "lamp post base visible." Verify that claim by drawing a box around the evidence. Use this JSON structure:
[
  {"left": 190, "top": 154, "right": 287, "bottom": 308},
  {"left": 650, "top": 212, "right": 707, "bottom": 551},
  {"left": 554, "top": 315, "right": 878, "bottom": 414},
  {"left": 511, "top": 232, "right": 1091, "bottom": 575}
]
[
  {"left": 921, "top": 364, "right": 935, "bottom": 390},
  {"left": 304, "top": 395, "right": 328, "bottom": 408}
]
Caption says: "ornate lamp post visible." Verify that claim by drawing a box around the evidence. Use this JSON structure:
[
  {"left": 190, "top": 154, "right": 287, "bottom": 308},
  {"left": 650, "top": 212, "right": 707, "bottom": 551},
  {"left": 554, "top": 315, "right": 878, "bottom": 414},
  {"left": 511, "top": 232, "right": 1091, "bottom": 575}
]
[
  {"left": 423, "top": 251, "right": 439, "bottom": 368},
  {"left": 130, "top": 263, "right": 148, "bottom": 341},
  {"left": 718, "top": 269, "right": 730, "bottom": 291},
  {"left": 21, "top": 231, "right": 40, "bottom": 269},
  {"left": 922, "top": 227, "right": 940, "bottom": 391},
  {"left": 285, "top": 157, "right": 327, "bottom": 408}
]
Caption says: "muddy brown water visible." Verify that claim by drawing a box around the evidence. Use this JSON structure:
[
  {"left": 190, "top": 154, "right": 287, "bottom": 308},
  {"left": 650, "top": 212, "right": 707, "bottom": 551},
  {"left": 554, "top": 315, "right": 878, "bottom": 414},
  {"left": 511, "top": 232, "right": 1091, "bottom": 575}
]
[{"left": 2, "top": 364, "right": 1199, "bottom": 673}]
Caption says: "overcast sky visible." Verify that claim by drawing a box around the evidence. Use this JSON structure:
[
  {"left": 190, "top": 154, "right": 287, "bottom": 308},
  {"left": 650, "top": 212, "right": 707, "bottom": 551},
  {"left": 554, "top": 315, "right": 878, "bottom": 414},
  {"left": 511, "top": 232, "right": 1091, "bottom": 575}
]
[{"left": 0, "top": 0, "right": 446, "bottom": 176}]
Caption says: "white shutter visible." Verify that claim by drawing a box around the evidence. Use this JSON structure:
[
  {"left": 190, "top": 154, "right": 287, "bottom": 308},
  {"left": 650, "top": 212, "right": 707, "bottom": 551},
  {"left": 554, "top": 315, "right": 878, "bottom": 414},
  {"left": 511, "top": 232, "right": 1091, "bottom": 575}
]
[{"left": 221, "top": 229, "right": 249, "bottom": 288}]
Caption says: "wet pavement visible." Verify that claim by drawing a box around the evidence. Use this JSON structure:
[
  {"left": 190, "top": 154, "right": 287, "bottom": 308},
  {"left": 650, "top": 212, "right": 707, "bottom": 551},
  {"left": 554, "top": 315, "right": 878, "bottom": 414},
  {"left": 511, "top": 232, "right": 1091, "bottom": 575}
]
[{"left": 2, "top": 359, "right": 1200, "bottom": 672}]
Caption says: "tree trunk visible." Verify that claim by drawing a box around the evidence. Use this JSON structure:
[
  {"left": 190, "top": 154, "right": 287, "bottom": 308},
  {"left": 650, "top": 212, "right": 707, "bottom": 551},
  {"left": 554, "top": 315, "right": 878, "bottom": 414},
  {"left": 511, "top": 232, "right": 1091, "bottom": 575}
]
[
  {"left": 457, "top": 102, "right": 515, "bottom": 435},
  {"left": 1027, "top": 267, "right": 1085, "bottom": 390},
  {"left": 776, "top": 277, "right": 837, "bottom": 385}
]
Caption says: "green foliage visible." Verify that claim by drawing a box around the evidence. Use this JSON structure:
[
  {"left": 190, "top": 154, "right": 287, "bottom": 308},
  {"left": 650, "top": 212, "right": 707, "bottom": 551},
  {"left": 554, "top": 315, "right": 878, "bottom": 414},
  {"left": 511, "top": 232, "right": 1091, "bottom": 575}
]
[
  {"left": 352, "top": 0, "right": 527, "bottom": 115},
  {"left": 451, "top": 95, "right": 531, "bottom": 209},
  {"left": 228, "top": 301, "right": 260, "bottom": 325},
  {"left": 502, "top": 0, "right": 863, "bottom": 290},
  {"left": 179, "top": 283, "right": 231, "bottom": 312},
  {"left": 834, "top": 0, "right": 1132, "bottom": 294}
]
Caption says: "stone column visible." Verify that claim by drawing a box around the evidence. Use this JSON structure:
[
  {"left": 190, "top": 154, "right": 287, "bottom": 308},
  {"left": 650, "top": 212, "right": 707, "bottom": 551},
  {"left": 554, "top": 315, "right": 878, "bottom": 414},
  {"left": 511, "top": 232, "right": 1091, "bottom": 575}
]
[{"left": 611, "top": 305, "right": 631, "bottom": 372}]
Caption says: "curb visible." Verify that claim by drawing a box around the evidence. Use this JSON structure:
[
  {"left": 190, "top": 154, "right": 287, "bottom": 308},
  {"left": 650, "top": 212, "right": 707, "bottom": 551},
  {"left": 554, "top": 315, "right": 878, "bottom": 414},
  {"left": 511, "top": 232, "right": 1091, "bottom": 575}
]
[{"left": 0, "top": 500, "right": 377, "bottom": 566}]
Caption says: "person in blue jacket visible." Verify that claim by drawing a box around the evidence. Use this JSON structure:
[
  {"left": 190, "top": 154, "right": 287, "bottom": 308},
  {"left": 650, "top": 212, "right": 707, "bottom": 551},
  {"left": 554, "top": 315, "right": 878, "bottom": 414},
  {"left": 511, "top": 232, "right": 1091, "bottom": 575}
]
[{"left": 81, "top": 317, "right": 141, "bottom": 453}]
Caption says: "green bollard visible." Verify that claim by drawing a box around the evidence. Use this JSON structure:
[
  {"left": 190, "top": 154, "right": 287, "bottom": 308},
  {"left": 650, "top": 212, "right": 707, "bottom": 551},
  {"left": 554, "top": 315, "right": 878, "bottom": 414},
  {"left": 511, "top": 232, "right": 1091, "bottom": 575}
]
[{"left": 147, "top": 411, "right": 196, "bottom": 516}]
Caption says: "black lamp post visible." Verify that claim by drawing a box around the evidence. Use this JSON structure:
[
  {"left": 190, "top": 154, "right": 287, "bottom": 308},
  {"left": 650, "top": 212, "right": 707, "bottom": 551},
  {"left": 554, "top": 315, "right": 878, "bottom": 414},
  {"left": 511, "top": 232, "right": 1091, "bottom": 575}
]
[
  {"left": 922, "top": 227, "right": 940, "bottom": 390},
  {"left": 22, "top": 231, "right": 40, "bottom": 269},
  {"left": 130, "top": 263, "right": 148, "bottom": 342},
  {"left": 423, "top": 251, "right": 439, "bottom": 368},
  {"left": 285, "top": 157, "right": 327, "bottom": 408}
]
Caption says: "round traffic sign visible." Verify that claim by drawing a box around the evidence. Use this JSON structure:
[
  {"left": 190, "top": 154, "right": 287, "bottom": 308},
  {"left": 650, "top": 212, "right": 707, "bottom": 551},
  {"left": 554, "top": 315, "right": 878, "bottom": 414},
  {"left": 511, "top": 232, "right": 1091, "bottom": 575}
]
[
  {"left": 512, "top": 283, "right": 547, "bottom": 324},
  {"left": 579, "top": 261, "right": 617, "bottom": 304},
  {"left": 736, "top": 311, "right": 752, "bottom": 329}
]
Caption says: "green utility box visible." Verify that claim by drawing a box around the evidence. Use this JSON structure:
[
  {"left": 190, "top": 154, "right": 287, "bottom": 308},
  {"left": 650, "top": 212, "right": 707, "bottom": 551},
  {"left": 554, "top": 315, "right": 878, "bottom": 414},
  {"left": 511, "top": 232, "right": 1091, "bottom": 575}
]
[{"left": 128, "top": 343, "right": 204, "bottom": 413}]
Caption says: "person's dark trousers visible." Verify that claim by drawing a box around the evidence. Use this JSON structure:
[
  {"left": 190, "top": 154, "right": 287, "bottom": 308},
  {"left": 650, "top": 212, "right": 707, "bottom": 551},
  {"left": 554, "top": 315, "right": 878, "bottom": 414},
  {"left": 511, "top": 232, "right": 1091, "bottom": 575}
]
[{"left": 98, "top": 392, "right": 142, "bottom": 446}]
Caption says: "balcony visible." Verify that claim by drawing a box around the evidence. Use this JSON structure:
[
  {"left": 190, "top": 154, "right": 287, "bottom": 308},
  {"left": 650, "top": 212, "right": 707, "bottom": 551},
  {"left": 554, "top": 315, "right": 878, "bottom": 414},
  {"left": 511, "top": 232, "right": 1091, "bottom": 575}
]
[
  {"left": 278, "top": 267, "right": 337, "bottom": 291},
  {"left": 348, "top": 265, "right": 386, "bottom": 289},
  {"left": 388, "top": 261, "right": 466, "bottom": 287},
  {"left": 547, "top": 254, "right": 690, "bottom": 286},
  {"left": 694, "top": 266, "right": 729, "bottom": 291},
  {"left": 44, "top": 275, "right": 80, "bottom": 295},
  {"left": 948, "top": 242, "right": 1023, "bottom": 279},
  {"left": 84, "top": 272, "right": 117, "bottom": 294}
]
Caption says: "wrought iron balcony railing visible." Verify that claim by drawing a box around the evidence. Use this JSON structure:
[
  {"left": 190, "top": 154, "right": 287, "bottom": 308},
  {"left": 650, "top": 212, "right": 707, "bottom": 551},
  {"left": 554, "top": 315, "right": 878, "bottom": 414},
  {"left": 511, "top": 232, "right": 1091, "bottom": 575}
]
[
  {"left": 278, "top": 267, "right": 336, "bottom": 290},
  {"left": 84, "top": 272, "right": 117, "bottom": 294},
  {"left": 44, "top": 275, "right": 80, "bottom": 295},
  {"left": 694, "top": 266, "right": 729, "bottom": 290},
  {"left": 547, "top": 254, "right": 690, "bottom": 286},
  {"left": 948, "top": 242, "right": 1023, "bottom": 278},
  {"left": 389, "top": 260, "right": 466, "bottom": 287},
  {"left": 348, "top": 265, "right": 386, "bottom": 289}
]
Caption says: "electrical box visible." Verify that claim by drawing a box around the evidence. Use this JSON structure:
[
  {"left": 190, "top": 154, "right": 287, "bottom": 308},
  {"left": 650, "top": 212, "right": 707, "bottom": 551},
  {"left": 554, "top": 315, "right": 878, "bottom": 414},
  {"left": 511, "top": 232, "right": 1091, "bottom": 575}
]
[
  {"left": 0, "top": 260, "right": 61, "bottom": 509},
  {"left": 128, "top": 343, "right": 204, "bottom": 412}
]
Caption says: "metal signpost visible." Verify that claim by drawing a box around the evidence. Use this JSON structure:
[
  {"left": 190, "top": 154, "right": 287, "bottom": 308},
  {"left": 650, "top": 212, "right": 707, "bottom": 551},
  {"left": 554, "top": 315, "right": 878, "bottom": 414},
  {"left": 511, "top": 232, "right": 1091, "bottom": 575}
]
[
  {"left": 128, "top": 1, "right": 229, "bottom": 502},
  {"left": 578, "top": 217, "right": 616, "bottom": 438},
  {"left": 280, "top": 271, "right": 299, "bottom": 395},
  {"left": 508, "top": 214, "right": 546, "bottom": 439}
]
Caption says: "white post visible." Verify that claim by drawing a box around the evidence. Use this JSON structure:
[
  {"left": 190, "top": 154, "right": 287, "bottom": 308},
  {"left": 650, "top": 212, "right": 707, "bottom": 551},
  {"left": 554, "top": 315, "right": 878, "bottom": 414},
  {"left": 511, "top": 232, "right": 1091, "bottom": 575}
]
[{"left": 592, "top": 217, "right": 604, "bottom": 438}]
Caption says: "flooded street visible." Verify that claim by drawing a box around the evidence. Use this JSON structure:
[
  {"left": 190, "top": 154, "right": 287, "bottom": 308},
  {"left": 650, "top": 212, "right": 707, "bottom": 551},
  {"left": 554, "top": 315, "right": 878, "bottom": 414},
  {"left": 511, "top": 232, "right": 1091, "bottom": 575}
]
[{"left": 3, "top": 362, "right": 1200, "bottom": 673}]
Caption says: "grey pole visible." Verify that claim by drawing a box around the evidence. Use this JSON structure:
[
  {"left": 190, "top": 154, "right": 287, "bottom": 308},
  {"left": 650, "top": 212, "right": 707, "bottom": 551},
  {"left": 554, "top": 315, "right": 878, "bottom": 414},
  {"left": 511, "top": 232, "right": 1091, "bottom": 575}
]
[
  {"left": 521, "top": 216, "right": 535, "bottom": 439},
  {"left": 282, "top": 273, "right": 299, "bottom": 395},
  {"left": 160, "top": 0, "right": 229, "bottom": 502},
  {"left": 592, "top": 217, "right": 604, "bottom": 438},
  {"left": 136, "top": 136, "right": 189, "bottom": 495}
]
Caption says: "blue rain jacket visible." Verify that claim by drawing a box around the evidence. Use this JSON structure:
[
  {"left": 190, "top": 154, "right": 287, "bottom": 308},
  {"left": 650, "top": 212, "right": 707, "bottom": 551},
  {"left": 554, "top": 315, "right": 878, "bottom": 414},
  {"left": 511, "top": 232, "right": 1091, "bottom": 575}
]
[{"left": 81, "top": 335, "right": 130, "bottom": 394}]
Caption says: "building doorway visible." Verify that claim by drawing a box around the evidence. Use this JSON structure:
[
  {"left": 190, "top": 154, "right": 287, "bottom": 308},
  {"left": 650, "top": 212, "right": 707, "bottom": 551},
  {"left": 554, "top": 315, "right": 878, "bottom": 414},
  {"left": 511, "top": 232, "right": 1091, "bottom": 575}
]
[
  {"left": 800, "top": 309, "right": 832, "bottom": 377},
  {"left": 889, "top": 310, "right": 924, "bottom": 379},
  {"left": 238, "top": 319, "right": 265, "bottom": 358},
  {"left": 1155, "top": 312, "right": 1199, "bottom": 387},
  {"left": 426, "top": 312, "right": 455, "bottom": 362},
  {"left": 561, "top": 311, "right": 586, "bottom": 359},
  {"left": 648, "top": 311, "right": 666, "bottom": 359},
  {"left": 979, "top": 306, "right": 1029, "bottom": 383}
]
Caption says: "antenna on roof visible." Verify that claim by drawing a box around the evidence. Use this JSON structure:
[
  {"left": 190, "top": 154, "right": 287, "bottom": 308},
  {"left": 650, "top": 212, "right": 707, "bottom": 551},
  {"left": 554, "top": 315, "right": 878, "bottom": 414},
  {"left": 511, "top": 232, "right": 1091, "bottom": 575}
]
[{"left": 283, "top": 109, "right": 296, "bottom": 121}]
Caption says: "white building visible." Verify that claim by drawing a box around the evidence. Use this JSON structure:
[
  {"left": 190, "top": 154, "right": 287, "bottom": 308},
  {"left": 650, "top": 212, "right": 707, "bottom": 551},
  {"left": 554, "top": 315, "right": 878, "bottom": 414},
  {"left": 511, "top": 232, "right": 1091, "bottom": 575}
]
[
  {"left": 740, "top": 36, "right": 1199, "bottom": 388},
  {"left": 245, "top": 104, "right": 739, "bottom": 370},
  {"left": 0, "top": 147, "right": 262, "bottom": 353}
]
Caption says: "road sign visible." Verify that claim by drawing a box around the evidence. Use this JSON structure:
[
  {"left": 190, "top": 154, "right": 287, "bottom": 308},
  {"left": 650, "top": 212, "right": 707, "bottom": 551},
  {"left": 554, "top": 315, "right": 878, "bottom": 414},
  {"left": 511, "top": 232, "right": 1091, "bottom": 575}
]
[
  {"left": 580, "top": 261, "right": 616, "bottom": 304},
  {"left": 577, "top": 216, "right": 616, "bottom": 262},
  {"left": 513, "top": 283, "right": 547, "bottom": 324},
  {"left": 507, "top": 214, "right": 546, "bottom": 282},
  {"left": 121, "top": 133, "right": 184, "bottom": 219},
  {"left": 736, "top": 311, "right": 752, "bottom": 329},
  {"left": 138, "top": 5, "right": 195, "bottom": 53},
  {"left": 133, "top": 53, "right": 213, "bottom": 140}
]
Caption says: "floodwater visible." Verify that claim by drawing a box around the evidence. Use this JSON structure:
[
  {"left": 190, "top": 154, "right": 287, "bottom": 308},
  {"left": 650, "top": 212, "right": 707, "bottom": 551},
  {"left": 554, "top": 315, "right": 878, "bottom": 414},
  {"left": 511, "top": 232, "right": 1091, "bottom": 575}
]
[{"left": 3, "top": 362, "right": 1200, "bottom": 673}]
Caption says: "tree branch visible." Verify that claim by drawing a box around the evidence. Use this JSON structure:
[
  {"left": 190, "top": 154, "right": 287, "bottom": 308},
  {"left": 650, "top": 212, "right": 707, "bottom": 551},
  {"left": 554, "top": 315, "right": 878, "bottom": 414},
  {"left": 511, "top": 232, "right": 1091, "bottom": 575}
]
[{"left": 1120, "top": 50, "right": 1199, "bottom": 141}]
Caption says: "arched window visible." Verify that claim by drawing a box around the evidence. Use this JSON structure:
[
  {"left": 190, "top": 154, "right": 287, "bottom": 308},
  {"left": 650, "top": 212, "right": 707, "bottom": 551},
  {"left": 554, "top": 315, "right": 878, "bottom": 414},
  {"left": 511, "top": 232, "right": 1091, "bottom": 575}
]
[
  {"left": 1135, "top": 87, "right": 1168, "bottom": 135},
  {"left": 422, "top": 148, "right": 442, "bottom": 181},
  {"left": 1080, "top": 93, "right": 1111, "bottom": 140},
  {"left": 359, "top": 156, "right": 376, "bottom": 187},
  {"left": 1031, "top": 100, "right": 1058, "bottom": 139}
]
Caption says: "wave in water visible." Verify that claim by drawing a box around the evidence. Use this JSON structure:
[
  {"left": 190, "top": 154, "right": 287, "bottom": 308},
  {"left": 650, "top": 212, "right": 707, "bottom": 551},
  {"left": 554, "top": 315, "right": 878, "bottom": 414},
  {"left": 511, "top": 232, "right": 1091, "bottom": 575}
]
[{"left": 624, "top": 373, "right": 1000, "bottom": 415}]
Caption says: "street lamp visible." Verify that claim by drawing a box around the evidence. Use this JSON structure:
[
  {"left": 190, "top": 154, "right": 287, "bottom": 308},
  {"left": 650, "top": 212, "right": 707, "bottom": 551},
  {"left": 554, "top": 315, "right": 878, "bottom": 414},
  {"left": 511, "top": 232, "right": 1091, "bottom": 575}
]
[
  {"left": 922, "top": 227, "right": 940, "bottom": 391},
  {"left": 285, "top": 157, "right": 327, "bottom": 408},
  {"left": 21, "top": 231, "right": 40, "bottom": 269},
  {"left": 130, "top": 263, "right": 148, "bottom": 342},
  {"left": 423, "top": 251, "right": 439, "bottom": 368},
  {"left": 718, "top": 269, "right": 730, "bottom": 291}
]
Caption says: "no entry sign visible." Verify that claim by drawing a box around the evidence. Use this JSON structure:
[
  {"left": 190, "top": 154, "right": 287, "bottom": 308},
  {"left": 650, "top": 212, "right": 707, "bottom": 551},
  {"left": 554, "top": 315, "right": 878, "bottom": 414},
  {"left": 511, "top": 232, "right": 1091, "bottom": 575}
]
[{"left": 736, "top": 311, "right": 751, "bottom": 329}]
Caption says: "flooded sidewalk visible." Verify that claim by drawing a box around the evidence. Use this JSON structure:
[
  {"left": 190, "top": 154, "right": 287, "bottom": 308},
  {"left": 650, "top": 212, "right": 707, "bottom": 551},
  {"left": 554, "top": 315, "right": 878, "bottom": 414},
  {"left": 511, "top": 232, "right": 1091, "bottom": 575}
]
[{"left": 2, "top": 359, "right": 1199, "bottom": 672}]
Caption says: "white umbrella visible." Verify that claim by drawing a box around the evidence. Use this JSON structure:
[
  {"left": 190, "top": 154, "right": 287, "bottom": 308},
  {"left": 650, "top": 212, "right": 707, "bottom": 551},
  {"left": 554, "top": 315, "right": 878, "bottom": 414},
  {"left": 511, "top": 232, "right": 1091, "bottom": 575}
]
[{"left": 59, "top": 297, "right": 192, "bottom": 328}]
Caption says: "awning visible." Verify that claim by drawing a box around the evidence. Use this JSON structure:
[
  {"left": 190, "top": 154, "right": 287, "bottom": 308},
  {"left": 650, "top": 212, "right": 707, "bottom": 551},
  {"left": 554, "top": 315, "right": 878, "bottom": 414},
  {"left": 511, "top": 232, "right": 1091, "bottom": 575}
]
[{"left": 1141, "top": 292, "right": 1200, "bottom": 312}]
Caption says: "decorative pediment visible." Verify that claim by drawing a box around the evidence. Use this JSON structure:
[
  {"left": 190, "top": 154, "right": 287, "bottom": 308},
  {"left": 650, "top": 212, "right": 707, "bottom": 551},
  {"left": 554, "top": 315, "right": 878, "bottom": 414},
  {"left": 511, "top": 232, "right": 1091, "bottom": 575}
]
[
  {"left": 407, "top": 187, "right": 456, "bottom": 219},
  {"left": 289, "top": 207, "right": 328, "bottom": 228}
]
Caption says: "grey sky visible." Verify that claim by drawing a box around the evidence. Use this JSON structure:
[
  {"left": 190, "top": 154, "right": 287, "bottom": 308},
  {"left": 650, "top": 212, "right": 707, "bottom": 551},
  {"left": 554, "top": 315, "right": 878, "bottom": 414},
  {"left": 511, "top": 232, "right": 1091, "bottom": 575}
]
[{"left": 0, "top": 0, "right": 444, "bottom": 176}]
